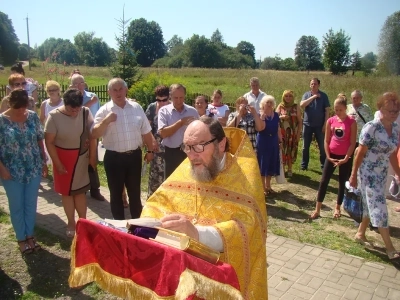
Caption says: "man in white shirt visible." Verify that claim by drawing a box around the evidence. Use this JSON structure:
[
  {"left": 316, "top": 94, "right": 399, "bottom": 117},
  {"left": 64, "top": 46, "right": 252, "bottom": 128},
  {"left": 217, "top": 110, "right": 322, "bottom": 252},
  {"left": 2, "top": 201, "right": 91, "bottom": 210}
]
[
  {"left": 243, "top": 77, "right": 266, "bottom": 112},
  {"left": 92, "top": 78, "right": 155, "bottom": 220}
]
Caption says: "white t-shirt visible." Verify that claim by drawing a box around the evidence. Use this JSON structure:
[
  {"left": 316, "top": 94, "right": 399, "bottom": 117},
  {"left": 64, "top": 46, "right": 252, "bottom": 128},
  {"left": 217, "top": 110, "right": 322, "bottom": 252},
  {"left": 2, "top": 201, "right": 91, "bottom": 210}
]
[{"left": 208, "top": 104, "right": 230, "bottom": 118}]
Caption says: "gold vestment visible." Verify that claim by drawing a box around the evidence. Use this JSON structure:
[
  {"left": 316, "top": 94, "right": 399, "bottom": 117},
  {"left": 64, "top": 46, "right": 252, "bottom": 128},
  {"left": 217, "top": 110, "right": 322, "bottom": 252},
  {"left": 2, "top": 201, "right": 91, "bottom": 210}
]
[{"left": 142, "top": 128, "right": 268, "bottom": 300}]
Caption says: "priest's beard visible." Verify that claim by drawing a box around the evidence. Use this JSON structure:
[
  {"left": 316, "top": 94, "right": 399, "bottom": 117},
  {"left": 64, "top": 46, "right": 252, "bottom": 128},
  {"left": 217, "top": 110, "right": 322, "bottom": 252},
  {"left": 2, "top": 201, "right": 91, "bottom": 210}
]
[{"left": 190, "top": 148, "right": 220, "bottom": 182}]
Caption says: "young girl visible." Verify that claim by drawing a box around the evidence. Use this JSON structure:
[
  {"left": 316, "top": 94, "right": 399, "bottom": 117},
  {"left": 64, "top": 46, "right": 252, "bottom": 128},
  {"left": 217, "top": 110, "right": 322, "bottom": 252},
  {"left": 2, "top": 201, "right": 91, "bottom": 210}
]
[
  {"left": 310, "top": 97, "right": 357, "bottom": 219},
  {"left": 208, "top": 89, "right": 230, "bottom": 126}
]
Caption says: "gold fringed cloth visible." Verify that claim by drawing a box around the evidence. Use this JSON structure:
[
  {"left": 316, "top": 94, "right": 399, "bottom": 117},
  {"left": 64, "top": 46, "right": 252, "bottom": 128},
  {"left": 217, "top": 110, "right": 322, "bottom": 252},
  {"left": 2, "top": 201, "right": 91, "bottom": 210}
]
[
  {"left": 69, "top": 219, "right": 243, "bottom": 300},
  {"left": 142, "top": 127, "right": 268, "bottom": 300}
]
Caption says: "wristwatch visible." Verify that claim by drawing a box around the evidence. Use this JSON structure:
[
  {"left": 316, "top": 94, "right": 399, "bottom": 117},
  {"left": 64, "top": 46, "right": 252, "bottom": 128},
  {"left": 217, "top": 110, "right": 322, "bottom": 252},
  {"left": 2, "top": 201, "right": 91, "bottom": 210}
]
[{"left": 146, "top": 150, "right": 154, "bottom": 154}]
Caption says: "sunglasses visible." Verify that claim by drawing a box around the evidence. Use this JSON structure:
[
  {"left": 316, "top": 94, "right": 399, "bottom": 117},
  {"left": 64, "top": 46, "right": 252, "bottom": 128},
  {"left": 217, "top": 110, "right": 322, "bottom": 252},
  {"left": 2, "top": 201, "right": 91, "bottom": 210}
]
[
  {"left": 13, "top": 81, "right": 27, "bottom": 87},
  {"left": 156, "top": 97, "right": 169, "bottom": 102},
  {"left": 47, "top": 89, "right": 59, "bottom": 92}
]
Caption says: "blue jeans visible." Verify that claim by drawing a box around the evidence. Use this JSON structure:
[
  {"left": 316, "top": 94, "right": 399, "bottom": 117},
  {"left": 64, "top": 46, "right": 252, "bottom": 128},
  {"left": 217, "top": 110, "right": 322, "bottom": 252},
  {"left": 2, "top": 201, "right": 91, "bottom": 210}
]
[
  {"left": 2, "top": 175, "right": 41, "bottom": 241},
  {"left": 301, "top": 125, "right": 326, "bottom": 169}
]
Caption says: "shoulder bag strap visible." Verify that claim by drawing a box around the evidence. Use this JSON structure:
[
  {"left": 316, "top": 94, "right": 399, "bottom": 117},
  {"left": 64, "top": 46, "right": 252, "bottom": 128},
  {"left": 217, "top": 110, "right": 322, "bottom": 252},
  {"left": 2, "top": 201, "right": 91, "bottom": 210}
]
[{"left": 353, "top": 105, "right": 366, "bottom": 124}]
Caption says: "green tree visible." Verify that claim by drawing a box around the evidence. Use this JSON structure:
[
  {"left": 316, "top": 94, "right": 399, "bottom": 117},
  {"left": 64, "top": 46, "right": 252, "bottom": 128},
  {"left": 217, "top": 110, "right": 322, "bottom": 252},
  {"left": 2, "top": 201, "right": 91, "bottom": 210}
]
[
  {"left": 260, "top": 55, "right": 282, "bottom": 70},
  {"left": 236, "top": 41, "right": 256, "bottom": 67},
  {"left": 378, "top": 11, "right": 400, "bottom": 75},
  {"left": 0, "top": 12, "right": 19, "bottom": 64},
  {"left": 166, "top": 35, "right": 183, "bottom": 52},
  {"left": 322, "top": 29, "right": 351, "bottom": 75},
  {"left": 349, "top": 51, "right": 362, "bottom": 75},
  {"left": 210, "top": 29, "right": 224, "bottom": 44},
  {"left": 281, "top": 58, "right": 297, "bottom": 71},
  {"left": 18, "top": 45, "right": 29, "bottom": 60},
  {"left": 361, "top": 52, "right": 377, "bottom": 76},
  {"left": 127, "top": 18, "right": 166, "bottom": 67},
  {"left": 294, "top": 35, "right": 322, "bottom": 71},
  {"left": 110, "top": 7, "right": 141, "bottom": 88},
  {"left": 37, "top": 38, "right": 80, "bottom": 64},
  {"left": 74, "top": 31, "right": 95, "bottom": 64},
  {"left": 183, "top": 34, "right": 221, "bottom": 68}
]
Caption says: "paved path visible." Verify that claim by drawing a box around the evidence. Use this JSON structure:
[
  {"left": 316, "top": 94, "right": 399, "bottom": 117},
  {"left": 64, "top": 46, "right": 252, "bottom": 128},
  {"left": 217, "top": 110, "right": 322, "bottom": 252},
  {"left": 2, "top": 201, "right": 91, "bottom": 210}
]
[{"left": 1, "top": 179, "right": 399, "bottom": 300}]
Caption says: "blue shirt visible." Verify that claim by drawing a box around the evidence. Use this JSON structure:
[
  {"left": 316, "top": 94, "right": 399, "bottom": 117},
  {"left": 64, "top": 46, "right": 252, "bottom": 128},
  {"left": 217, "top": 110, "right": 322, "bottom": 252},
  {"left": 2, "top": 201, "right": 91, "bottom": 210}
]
[
  {"left": 158, "top": 103, "right": 199, "bottom": 148},
  {"left": 302, "top": 90, "right": 330, "bottom": 127},
  {"left": 82, "top": 90, "right": 100, "bottom": 118}
]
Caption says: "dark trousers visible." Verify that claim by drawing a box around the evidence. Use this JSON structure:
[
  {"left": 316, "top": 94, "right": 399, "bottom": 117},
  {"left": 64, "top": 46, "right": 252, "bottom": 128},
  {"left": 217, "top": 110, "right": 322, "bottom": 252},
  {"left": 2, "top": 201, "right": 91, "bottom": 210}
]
[
  {"left": 317, "top": 153, "right": 352, "bottom": 205},
  {"left": 347, "top": 142, "right": 359, "bottom": 179},
  {"left": 88, "top": 140, "right": 100, "bottom": 193},
  {"left": 104, "top": 149, "right": 142, "bottom": 220},
  {"left": 164, "top": 146, "right": 186, "bottom": 179},
  {"left": 301, "top": 125, "right": 326, "bottom": 169}
]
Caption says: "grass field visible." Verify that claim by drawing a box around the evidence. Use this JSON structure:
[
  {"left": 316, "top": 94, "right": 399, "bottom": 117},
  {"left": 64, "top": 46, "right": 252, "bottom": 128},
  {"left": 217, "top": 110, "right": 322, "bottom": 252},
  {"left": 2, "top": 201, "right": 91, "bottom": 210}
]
[{"left": 1, "top": 65, "right": 400, "bottom": 109}]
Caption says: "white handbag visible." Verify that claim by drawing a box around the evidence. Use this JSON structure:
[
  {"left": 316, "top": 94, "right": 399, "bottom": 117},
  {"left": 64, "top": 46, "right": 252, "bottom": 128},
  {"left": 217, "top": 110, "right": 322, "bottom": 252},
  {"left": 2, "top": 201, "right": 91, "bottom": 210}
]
[
  {"left": 275, "top": 150, "right": 287, "bottom": 184},
  {"left": 98, "top": 141, "right": 106, "bottom": 162}
]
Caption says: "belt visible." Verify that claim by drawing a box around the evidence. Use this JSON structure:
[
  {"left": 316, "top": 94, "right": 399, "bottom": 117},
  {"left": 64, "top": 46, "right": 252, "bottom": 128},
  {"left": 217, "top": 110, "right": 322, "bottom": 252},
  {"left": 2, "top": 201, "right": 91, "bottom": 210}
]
[{"left": 107, "top": 148, "right": 140, "bottom": 155}]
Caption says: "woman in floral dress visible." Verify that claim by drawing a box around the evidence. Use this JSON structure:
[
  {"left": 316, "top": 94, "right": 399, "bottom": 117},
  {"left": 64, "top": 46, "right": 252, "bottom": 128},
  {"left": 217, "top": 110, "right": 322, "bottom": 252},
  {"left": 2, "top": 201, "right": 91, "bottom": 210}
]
[
  {"left": 349, "top": 92, "right": 400, "bottom": 262},
  {"left": 276, "top": 90, "right": 302, "bottom": 177},
  {"left": 145, "top": 85, "right": 170, "bottom": 198}
]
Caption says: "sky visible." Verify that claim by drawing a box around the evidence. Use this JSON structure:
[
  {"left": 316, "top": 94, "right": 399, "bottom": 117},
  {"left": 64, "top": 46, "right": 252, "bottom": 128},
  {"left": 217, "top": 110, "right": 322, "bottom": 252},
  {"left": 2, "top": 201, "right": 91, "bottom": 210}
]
[{"left": 1, "top": 0, "right": 399, "bottom": 60}]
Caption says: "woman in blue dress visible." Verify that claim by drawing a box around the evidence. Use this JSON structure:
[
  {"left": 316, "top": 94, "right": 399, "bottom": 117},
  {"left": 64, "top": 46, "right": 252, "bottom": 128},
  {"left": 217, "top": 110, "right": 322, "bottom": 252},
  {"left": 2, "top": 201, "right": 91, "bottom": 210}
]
[
  {"left": 349, "top": 92, "right": 400, "bottom": 262},
  {"left": 255, "top": 95, "right": 283, "bottom": 195}
]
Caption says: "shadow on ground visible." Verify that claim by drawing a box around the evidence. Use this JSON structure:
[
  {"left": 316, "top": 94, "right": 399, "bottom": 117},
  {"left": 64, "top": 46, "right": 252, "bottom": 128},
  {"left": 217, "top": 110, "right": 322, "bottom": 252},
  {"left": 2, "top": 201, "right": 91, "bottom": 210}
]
[
  {"left": 265, "top": 189, "right": 329, "bottom": 223},
  {"left": 0, "top": 268, "right": 23, "bottom": 299},
  {"left": 287, "top": 172, "right": 338, "bottom": 195}
]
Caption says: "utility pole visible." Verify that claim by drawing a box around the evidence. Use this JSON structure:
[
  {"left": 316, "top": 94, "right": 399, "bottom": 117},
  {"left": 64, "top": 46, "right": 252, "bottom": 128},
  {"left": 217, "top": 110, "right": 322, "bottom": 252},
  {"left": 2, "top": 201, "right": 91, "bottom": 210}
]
[{"left": 25, "top": 14, "right": 31, "bottom": 71}]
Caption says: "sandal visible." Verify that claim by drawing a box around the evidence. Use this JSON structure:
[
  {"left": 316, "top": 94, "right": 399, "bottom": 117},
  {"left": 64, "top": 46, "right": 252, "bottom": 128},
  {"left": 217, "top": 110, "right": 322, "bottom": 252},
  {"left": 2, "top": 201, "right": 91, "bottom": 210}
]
[
  {"left": 26, "top": 237, "right": 41, "bottom": 251},
  {"left": 66, "top": 229, "right": 75, "bottom": 238},
  {"left": 333, "top": 209, "right": 341, "bottom": 219},
  {"left": 18, "top": 240, "right": 33, "bottom": 255},
  {"left": 354, "top": 237, "right": 374, "bottom": 250},
  {"left": 310, "top": 211, "right": 320, "bottom": 220},
  {"left": 387, "top": 250, "right": 400, "bottom": 260}
]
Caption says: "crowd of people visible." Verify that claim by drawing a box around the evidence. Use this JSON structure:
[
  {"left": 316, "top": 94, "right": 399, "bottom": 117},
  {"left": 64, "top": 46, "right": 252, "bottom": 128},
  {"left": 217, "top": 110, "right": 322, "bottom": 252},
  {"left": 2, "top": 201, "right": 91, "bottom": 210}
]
[{"left": 0, "top": 62, "right": 400, "bottom": 272}]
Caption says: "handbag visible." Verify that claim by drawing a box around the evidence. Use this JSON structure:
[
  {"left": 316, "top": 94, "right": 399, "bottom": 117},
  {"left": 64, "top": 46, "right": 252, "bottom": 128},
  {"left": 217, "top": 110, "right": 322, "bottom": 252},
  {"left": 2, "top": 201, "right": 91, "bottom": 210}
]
[
  {"left": 275, "top": 149, "right": 286, "bottom": 184},
  {"left": 343, "top": 181, "right": 363, "bottom": 223}
]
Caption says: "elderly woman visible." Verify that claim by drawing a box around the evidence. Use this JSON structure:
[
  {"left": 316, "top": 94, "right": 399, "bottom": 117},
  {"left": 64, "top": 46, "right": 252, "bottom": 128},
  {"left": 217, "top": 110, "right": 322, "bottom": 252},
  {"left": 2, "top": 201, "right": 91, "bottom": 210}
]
[
  {"left": 349, "top": 92, "right": 400, "bottom": 262},
  {"left": 208, "top": 89, "right": 230, "bottom": 126},
  {"left": 45, "top": 89, "right": 96, "bottom": 238},
  {"left": 0, "top": 89, "right": 47, "bottom": 254},
  {"left": 276, "top": 90, "right": 302, "bottom": 177},
  {"left": 227, "top": 96, "right": 258, "bottom": 150},
  {"left": 6, "top": 63, "right": 38, "bottom": 104},
  {"left": 40, "top": 81, "right": 64, "bottom": 166},
  {"left": 145, "top": 85, "right": 170, "bottom": 197},
  {"left": 254, "top": 95, "right": 283, "bottom": 195},
  {"left": 40, "top": 80, "right": 63, "bottom": 125},
  {"left": 1, "top": 74, "right": 36, "bottom": 113}
]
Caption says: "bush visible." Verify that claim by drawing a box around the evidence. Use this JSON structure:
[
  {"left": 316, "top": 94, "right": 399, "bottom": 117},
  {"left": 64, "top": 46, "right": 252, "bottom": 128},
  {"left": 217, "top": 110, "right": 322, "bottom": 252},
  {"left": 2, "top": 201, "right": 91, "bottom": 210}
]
[
  {"left": 128, "top": 72, "right": 178, "bottom": 109},
  {"left": 127, "top": 72, "right": 211, "bottom": 110}
]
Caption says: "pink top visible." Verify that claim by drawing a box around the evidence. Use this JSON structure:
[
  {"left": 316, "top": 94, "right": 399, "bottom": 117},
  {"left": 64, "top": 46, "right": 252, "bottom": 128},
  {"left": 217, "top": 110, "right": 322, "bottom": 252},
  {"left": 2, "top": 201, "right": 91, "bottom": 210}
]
[{"left": 328, "top": 116, "right": 355, "bottom": 155}]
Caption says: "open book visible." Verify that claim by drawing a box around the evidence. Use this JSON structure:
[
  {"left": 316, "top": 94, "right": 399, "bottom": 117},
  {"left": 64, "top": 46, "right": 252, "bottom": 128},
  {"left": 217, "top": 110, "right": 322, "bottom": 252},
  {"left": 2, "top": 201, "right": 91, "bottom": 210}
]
[{"left": 103, "top": 217, "right": 220, "bottom": 264}]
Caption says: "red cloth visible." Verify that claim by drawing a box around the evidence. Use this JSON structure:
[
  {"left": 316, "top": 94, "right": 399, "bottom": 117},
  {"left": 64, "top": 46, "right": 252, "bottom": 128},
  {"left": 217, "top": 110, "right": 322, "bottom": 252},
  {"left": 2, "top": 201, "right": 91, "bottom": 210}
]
[{"left": 71, "top": 219, "right": 240, "bottom": 297}]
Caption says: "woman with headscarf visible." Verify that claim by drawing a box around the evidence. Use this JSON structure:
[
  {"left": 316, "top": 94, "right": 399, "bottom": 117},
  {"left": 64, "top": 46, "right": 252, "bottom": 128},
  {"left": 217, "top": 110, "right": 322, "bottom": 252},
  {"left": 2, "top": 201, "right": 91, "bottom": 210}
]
[{"left": 276, "top": 90, "right": 302, "bottom": 177}]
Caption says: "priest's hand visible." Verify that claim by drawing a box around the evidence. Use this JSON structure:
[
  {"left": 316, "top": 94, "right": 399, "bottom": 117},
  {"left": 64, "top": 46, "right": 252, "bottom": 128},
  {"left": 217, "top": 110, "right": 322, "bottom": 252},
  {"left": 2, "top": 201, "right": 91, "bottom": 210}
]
[{"left": 160, "top": 214, "right": 199, "bottom": 240}]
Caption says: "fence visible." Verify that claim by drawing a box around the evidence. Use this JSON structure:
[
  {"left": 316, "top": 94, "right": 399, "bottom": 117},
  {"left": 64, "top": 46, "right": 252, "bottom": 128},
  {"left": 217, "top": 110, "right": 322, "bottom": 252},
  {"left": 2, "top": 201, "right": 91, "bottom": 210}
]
[{"left": 0, "top": 84, "right": 235, "bottom": 111}]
